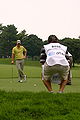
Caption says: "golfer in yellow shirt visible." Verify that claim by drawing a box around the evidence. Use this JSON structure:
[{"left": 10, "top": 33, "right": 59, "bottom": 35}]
[{"left": 11, "top": 40, "right": 27, "bottom": 82}]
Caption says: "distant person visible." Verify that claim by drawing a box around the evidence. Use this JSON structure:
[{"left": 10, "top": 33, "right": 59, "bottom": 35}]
[
  {"left": 66, "top": 52, "right": 73, "bottom": 85},
  {"left": 40, "top": 35, "right": 70, "bottom": 93},
  {"left": 11, "top": 40, "right": 27, "bottom": 82}
]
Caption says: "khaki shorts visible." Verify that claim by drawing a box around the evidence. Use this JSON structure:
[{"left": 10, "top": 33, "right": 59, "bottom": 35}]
[{"left": 42, "top": 63, "right": 70, "bottom": 81}]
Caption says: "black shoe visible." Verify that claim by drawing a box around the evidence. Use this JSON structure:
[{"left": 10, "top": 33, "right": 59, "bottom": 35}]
[{"left": 66, "top": 83, "right": 72, "bottom": 85}]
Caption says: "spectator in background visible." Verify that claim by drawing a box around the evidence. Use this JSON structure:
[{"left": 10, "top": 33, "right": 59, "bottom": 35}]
[{"left": 66, "top": 52, "right": 73, "bottom": 85}]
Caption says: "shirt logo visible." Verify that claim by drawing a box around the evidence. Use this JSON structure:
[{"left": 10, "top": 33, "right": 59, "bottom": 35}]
[{"left": 48, "top": 52, "right": 55, "bottom": 56}]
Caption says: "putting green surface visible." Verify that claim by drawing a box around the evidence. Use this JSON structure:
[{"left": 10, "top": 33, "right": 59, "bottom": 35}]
[
  {"left": 0, "top": 64, "right": 80, "bottom": 93},
  {"left": 0, "top": 78, "right": 80, "bottom": 93}
]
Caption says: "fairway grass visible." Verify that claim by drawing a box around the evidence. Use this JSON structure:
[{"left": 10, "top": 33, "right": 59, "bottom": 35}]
[
  {"left": 0, "top": 78, "right": 80, "bottom": 93},
  {"left": 0, "top": 64, "right": 80, "bottom": 93}
]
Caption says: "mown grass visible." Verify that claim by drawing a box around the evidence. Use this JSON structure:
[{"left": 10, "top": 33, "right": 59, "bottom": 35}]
[
  {"left": 0, "top": 64, "right": 41, "bottom": 79},
  {"left": 0, "top": 58, "right": 41, "bottom": 67},
  {"left": 0, "top": 61, "right": 80, "bottom": 93},
  {"left": 0, "top": 63, "right": 80, "bottom": 79},
  {"left": 0, "top": 91, "right": 80, "bottom": 120}
]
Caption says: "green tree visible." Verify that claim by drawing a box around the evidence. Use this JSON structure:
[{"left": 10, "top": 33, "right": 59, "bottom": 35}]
[
  {"left": 22, "top": 34, "right": 43, "bottom": 60},
  {"left": 0, "top": 24, "right": 18, "bottom": 57},
  {"left": 60, "top": 38, "right": 80, "bottom": 65},
  {"left": 17, "top": 29, "right": 28, "bottom": 40},
  {"left": 0, "top": 24, "right": 4, "bottom": 57}
]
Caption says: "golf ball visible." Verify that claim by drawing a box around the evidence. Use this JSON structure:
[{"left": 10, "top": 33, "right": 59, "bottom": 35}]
[{"left": 34, "top": 84, "right": 36, "bottom": 87}]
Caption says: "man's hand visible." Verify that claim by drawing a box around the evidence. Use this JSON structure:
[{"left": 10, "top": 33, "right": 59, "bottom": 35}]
[{"left": 11, "top": 61, "right": 14, "bottom": 64}]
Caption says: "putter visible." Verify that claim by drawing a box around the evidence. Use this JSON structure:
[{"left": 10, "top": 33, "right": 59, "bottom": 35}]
[{"left": 12, "top": 65, "right": 13, "bottom": 82}]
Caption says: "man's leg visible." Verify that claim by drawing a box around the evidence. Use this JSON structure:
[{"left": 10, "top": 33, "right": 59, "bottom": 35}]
[
  {"left": 20, "top": 59, "right": 26, "bottom": 81},
  {"left": 41, "top": 73, "right": 53, "bottom": 92},
  {"left": 43, "top": 80, "right": 53, "bottom": 92},
  {"left": 16, "top": 60, "right": 22, "bottom": 81},
  {"left": 58, "top": 66, "right": 70, "bottom": 93},
  {"left": 42, "top": 63, "right": 54, "bottom": 93},
  {"left": 16, "top": 60, "right": 25, "bottom": 82},
  {"left": 59, "top": 79, "right": 68, "bottom": 92}
]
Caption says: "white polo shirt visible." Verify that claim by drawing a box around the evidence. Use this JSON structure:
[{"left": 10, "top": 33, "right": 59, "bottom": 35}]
[{"left": 44, "top": 43, "right": 69, "bottom": 66}]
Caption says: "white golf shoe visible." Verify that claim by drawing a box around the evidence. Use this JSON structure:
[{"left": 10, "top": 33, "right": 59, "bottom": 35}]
[{"left": 24, "top": 75, "right": 27, "bottom": 81}]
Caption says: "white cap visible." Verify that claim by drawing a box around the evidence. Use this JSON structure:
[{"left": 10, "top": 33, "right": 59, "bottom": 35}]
[{"left": 17, "top": 40, "right": 21, "bottom": 44}]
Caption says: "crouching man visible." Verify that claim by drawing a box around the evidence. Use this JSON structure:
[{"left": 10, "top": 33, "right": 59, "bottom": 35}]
[{"left": 40, "top": 35, "right": 70, "bottom": 93}]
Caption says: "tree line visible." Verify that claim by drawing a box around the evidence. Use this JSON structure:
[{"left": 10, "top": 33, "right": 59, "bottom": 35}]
[{"left": 0, "top": 24, "right": 80, "bottom": 64}]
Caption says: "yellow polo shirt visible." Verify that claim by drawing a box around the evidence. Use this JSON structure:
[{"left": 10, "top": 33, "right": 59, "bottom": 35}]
[{"left": 12, "top": 46, "right": 27, "bottom": 60}]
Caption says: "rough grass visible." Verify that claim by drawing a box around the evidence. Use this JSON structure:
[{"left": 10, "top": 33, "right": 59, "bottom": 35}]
[{"left": 0, "top": 91, "right": 80, "bottom": 120}]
